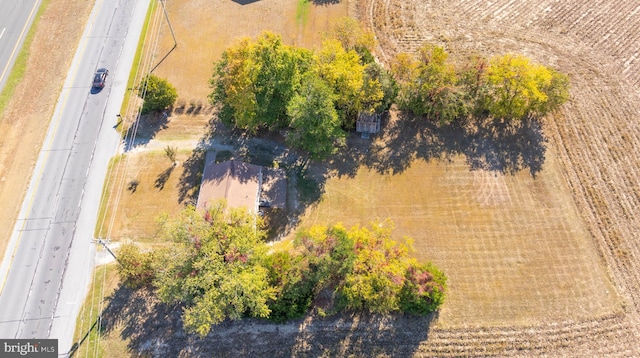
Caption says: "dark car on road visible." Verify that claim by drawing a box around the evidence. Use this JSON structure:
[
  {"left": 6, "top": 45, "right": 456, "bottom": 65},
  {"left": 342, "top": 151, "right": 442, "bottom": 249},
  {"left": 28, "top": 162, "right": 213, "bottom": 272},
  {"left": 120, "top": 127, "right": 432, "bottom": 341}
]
[{"left": 92, "top": 68, "right": 109, "bottom": 88}]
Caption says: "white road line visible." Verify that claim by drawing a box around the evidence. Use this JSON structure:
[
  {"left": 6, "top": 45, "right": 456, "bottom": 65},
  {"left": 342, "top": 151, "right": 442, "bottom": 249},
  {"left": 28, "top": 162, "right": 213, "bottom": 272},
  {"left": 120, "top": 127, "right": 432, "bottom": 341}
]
[
  {"left": 0, "top": 28, "right": 5, "bottom": 39},
  {"left": 0, "top": 0, "right": 42, "bottom": 85}
]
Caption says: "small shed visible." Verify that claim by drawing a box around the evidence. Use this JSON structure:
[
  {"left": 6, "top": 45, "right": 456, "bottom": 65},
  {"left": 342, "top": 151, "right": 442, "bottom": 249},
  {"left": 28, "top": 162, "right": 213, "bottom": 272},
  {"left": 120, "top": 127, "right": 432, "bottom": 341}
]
[{"left": 356, "top": 112, "right": 381, "bottom": 137}]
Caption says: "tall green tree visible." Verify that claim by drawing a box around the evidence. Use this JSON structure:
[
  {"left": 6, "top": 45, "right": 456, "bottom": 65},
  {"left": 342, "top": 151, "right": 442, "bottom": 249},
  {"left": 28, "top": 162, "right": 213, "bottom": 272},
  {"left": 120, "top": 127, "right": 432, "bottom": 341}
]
[
  {"left": 266, "top": 225, "right": 356, "bottom": 322},
  {"left": 364, "top": 62, "right": 398, "bottom": 113},
  {"left": 537, "top": 68, "right": 570, "bottom": 116},
  {"left": 252, "top": 33, "right": 314, "bottom": 129},
  {"left": 286, "top": 73, "right": 345, "bottom": 159},
  {"left": 152, "top": 203, "right": 276, "bottom": 337},
  {"left": 458, "top": 54, "right": 490, "bottom": 116},
  {"left": 484, "top": 54, "right": 569, "bottom": 119},
  {"left": 139, "top": 74, "right": 178, "bottom": 114},
  {"left": 399, "top": 261, "right": 447, "bottom": 315},
  {"left": 209, "top": 32, "right": 312, "bottom": 132},
  {"left": 263, "top": 251, "right": 315, "bottom": 322}
]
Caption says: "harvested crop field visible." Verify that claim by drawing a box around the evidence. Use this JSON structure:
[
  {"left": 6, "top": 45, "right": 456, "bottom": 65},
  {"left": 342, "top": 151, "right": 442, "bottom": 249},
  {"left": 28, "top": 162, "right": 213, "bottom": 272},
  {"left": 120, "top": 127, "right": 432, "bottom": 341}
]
[{"left": 353, "top": 0, "right": 640, "bottom": 354}]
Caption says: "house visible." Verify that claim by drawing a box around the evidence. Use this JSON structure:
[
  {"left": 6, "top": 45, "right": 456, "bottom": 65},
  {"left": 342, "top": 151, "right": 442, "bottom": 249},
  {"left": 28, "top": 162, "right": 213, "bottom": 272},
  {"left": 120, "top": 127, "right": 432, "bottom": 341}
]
[{"left": 196, "top": 154, "right": 286, "bottom": 213}]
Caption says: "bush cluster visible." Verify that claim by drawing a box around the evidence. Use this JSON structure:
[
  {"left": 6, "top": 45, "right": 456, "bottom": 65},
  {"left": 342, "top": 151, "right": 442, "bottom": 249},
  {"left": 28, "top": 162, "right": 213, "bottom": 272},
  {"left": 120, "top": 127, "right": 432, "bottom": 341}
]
[
  {"left": 391, "top": 45, "right": 570, "bottom": 123},
  {"left": 116, "top": 206, "right": 446, "bottom": 336}
]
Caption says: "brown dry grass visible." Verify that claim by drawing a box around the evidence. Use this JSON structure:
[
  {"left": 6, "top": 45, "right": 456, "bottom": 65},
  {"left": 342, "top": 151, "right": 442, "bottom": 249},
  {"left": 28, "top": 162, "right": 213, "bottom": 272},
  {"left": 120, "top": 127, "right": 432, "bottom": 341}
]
[
  {"left": 153, "top": 0, "right": 348, "bottom": 102},
  {"left": 97, "top": 149, "right": 196, "bottom": 242},
  {"left": 299, "top": 141, "right": 619, "bottom": 327},
  {"left": 0, "top": 0, "right": 93, "bottom": 262},
  {"left": 356, "top": 0, "right": 640, "bottom": 354},
  {"left": 71, "top": 264, "right": 123, "bottom": 358},
  {"left": 11, "top": 0, "right": 639, "bottom": 355}
]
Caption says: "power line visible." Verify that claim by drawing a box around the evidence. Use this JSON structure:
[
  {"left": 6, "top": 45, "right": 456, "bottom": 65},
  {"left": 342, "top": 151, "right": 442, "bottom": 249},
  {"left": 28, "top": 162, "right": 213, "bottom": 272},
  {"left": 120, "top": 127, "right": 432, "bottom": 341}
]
[{"left": 84, "top": 0, "right": 168, "bottom": 355}]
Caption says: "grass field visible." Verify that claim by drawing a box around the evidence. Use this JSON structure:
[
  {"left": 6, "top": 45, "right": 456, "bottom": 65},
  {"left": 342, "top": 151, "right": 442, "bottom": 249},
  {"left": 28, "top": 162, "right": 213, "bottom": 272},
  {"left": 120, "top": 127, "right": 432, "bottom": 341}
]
[
  {"left": 71, "top": 264, "right": 123, "bottom": 358},
  {"left": 299, "top": 148, "right": 619, "bottom": 327},
  {"left": 97, "top": 148, "right": 199, "bottom": 242},
  {"left": 80, "top": 0, "right": 639, "bottom": 355}
]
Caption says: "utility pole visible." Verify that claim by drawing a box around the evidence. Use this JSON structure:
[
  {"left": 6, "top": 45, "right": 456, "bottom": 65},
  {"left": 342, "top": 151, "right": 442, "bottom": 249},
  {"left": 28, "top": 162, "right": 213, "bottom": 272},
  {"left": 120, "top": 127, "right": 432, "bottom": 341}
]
[
  {"left": 150, "top": 0, "right": 178, "bottom": 73},
  {"left": 92, "top": 238, "right": 121, "bottom": 265}
]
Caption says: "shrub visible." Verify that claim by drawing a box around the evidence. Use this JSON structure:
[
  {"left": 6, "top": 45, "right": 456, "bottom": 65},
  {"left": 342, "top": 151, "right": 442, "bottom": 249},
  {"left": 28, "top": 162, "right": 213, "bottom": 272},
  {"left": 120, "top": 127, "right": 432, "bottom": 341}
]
[
  {"left": 116, "top": 243, "right": 155, "bottom": 289},
  {"left": 399, "top": 261, "right": 447, "bottom": 315},
  {"left": 139, "top": 74, "right": 178, "bottom": 114}
]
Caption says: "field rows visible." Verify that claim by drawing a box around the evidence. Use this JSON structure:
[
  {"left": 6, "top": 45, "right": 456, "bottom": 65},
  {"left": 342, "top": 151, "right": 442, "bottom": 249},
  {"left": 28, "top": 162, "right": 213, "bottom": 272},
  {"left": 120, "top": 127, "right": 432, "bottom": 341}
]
[
  {"left": 365, "top": 0, "right": 640, "bottom": 88},
  {"left": 357, "top": 0, "right": 640, "bottom": 354}
]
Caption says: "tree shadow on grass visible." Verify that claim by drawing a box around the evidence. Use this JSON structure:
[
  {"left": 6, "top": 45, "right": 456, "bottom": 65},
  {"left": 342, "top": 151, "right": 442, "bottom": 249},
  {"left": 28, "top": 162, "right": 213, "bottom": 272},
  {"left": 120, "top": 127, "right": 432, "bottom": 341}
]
[
  {"left": 174, "top": 109, "right": 546, "bottom": 240},
  {"left": 124, "top": 111, "right": 170, "bottom": 152},
  {"left": 154, "top": 166, "right": 174, "bottom": 191},
  {"left": 312, "top": 0, "right": 341, "bottom": 4},
  {"left": 177, "top": 148, "right": 207, "bottom": 205},
  {"left": 462, "top": 116, "right": 547, "bottom": 177},
  {"left": 342, "top": 111, "right": 548, "bottom": 179},
  {"left": 232, "top": 0, "right": 261, "bottom": 4},
  {"left": 100, "top": 285, "right": 437, "bottom": 357}
]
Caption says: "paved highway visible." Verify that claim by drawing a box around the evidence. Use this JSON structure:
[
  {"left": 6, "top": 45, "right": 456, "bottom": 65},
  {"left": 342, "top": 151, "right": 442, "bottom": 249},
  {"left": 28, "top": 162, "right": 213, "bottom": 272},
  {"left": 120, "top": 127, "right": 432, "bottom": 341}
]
[
  {"left": 0, "top": 0, "right": 150, "bottom": 355},
  {"left": 0, "top": 0, "right": 42, "bottom": 93}
]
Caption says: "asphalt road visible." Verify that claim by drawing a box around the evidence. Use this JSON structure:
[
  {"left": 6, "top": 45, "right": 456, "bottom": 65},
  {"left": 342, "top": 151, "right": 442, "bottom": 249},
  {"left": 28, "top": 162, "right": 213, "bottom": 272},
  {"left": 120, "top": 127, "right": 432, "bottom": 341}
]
[
  {"left": 0, "top": 0, "right": 42, "bottom": 93},
  {"left": 0, "top": 0, "right": 150, "bottom": 355}
]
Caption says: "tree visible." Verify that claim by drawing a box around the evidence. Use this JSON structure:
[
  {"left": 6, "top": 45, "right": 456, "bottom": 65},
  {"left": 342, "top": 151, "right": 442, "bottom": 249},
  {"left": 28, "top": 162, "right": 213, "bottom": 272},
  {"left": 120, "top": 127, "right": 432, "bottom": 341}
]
[
  {"left": 139, "top": 74, "right": 178, "bottom": 114},
  {"left": 286, "top": 73, "right": 345, "bottom": 159},
  {"left": 364, "top": 62, "right": 397, "bottom": 113},
  {"left": 252, "top": 33, "right": 314, "bottom": 129},
  {"left": 458, "top": 54, "right": 491, "bottom": 116},
  {"left": 484, "top": 54, "right": 569, "bottom": 119},
  {"left": 316, "top": 39, "right": 367, "bottom": 127},
  {"left": 209, "top": 37, "right": 258, "bottom": 129},
  {"left": 537, "top": 68, "right": 570, "bottom": 116},
  {"left": 209, "top": 32, "right": 313, "bottom": 133},
  {"left": 164, "top": 145, "right": 177, "bottom": 165},
  {"left": 152, "top": 203, "right": 276, "bottom": 337},
  {"left": 399, "top": 261, "right": 447, "bottom": 315},
  {"left": 336, "top": 221, "right": 409, "bottom": 313},
  {"left": 284, "top": 221, "right": 447, "bottom": 316},
  {"left": 263, "top": 251, "right": 315, "bottom": 322},
  {"left": 116, "top": 243, "right": 156, "bottom": 289},
  {"left": 392, "top": 44, "right": 465, "bottom": 124},
  {"left": 325, "top": 17, "right": 376, "bottom": 64}
]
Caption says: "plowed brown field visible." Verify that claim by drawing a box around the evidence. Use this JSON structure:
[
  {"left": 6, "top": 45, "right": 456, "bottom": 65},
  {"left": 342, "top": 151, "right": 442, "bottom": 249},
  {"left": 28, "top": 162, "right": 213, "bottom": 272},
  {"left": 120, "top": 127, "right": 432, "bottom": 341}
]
[{"left": 357, "top": 0, "right": 640, "bottom": 354}]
